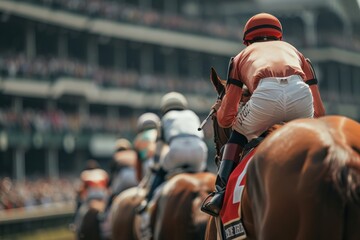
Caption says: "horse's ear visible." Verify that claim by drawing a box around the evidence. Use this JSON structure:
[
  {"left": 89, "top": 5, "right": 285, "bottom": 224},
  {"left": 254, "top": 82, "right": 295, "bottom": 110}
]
[{"left": 210, "top": 67, "right": 226, "bottom": 96}]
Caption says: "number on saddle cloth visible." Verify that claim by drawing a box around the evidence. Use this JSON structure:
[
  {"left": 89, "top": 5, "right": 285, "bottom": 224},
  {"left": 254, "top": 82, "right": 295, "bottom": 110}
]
[{"left": 217, "top": 136, "right": 267, "bottom": 240}]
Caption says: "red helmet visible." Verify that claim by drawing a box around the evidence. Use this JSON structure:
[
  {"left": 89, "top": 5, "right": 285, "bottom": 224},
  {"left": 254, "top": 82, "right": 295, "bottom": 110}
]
[{"left": 243, "top": 13, "right": 282, "bottom": 45}]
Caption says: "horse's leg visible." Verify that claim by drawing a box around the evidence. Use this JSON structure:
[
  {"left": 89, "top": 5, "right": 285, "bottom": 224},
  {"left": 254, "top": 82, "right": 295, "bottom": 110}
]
[
  {"left": 78, "top": 208, "right": 101, "bottom": 240},
  {"left": 240, "top": 187, "right": 256, "bottom": 240},
  {"left": 204, "top": 216, "right": 218, "bottom": 240},
  {"left": 346, "top": 204, "right": 360, "bottom": 240}
]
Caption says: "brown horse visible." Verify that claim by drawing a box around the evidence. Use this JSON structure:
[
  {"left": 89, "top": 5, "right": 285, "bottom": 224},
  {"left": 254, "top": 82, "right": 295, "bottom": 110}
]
[
  {"left": 110, "top": 172, "right": 215, "bottom": 240},
  {"left": 205, "top": 68, "right": 360, "bottom": 240},
  {"left": 136, "top": 172, "right": 216, "bottom": 240},
  {"left": 77, "top": 199, "right": 106, "bottom": 240},
  {"left": 110, "top": 186, "right": 147, "bottom": 240}
]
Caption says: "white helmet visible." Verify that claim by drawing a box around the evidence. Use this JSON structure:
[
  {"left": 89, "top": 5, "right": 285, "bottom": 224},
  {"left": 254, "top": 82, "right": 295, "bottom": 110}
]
[
  {"left": 160, "top": 92, "right": 188, "bottom": 114},
  {"left": 115, "top": 138, "right": 132, "bottom": 151},
  {"left": 136, "top": 112, "right": 160, "bottom": 133}
]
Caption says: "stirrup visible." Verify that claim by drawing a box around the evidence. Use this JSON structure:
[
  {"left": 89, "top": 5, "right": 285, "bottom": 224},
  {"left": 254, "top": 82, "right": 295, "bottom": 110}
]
[{"left": 201, "top": 192, "right": 220, "bottom": 217}]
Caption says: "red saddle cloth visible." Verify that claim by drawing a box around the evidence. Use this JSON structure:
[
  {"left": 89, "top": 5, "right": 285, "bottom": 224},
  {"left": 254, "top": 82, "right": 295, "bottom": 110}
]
[{"left": 219, "top": 148, "right": 257, "bottom": 239}]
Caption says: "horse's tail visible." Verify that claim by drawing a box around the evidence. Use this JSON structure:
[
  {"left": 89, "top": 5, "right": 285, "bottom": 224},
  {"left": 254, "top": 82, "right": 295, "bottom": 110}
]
[{"left": 329, "top": 143, "right": 360, "bottom": 205}]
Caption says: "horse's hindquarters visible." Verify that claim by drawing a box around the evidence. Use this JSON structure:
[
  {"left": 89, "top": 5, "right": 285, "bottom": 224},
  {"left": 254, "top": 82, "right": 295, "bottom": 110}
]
[
  {"left": 110, "top": 187, "right": 146, "bottom": 240},
  {"left": 153, "top": 172, "right": 215, "bottom": 240}
]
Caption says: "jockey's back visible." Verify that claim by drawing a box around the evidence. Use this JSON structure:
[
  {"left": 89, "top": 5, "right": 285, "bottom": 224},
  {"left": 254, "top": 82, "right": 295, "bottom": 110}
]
[
  {"left": 162, "top": 109, "right": 204, "bottom": 143},
  {"left": 233, "top": 40, "right": 308, "bottom": 94},
  {"left": 80, "top": 168, "right": 109, "bottom": 200}
]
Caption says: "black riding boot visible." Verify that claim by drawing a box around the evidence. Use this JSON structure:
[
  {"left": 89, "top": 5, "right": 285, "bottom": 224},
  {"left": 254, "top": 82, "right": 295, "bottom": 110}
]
[
  {"left": 201, "top": 143, "right": 243, "bottom": 216},
  {"left": 136, "top": 167, "right": 167, "bottom": 214}
]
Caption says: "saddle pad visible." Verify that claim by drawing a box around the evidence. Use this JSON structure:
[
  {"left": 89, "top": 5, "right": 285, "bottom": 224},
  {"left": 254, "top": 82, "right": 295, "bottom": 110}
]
[{"left": 220, "top": 148, "right": 257, "bottom": 240}]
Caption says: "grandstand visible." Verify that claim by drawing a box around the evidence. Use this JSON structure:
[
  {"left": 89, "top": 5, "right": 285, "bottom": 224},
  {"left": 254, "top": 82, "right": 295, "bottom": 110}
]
[{"left": 0, "top": 0, "right": 360, "bottom": 182}]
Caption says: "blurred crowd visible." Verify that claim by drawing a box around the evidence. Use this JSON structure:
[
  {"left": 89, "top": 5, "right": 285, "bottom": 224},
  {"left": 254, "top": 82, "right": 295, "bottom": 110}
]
[
  {"left": 24, "top": 0, "right": 241, "bottom": 40},
  {"left": 0, "top": 176, "right": 77, "bottom": 210},
  {"left": 0, "top": 108, "right": 135, "bottom": 135},
  {"left": 19, "top": 0, "right": 360, "bottom": 51},
  {"left": 0, "top": 54, "right": 213, "bottom": 95}
]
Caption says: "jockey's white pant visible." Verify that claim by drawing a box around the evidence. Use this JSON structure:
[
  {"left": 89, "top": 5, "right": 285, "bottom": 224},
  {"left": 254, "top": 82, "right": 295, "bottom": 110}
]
[
  {"left": 233, "top": 75, "right": 314, "bottom": 141},
  {"left": 161, "top": 136, "right": 208, "bottom": 173}
]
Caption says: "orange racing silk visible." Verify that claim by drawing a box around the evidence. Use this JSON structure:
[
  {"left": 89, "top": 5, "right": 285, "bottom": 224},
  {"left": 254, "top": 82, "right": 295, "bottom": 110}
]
[
  {"left": 217, "top": 40, "right": 313, "bottom": 128},
  {"left": 80, "top": 168, "right": 109, "bottom": 199}
]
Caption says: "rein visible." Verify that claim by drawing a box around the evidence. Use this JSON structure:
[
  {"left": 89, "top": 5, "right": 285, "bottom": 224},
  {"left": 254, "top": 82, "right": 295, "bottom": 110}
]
[{"left": 211, "top": 115, "right": 231, "bottom": 168}]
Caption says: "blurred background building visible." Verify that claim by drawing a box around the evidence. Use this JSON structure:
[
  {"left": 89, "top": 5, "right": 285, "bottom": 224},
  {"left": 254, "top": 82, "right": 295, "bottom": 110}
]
[{"left": 0, "top": 0, "right": 359, "bottom": 183}]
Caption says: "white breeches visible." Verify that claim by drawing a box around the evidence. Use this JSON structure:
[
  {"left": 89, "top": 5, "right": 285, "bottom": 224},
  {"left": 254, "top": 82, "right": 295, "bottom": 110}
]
[
  {"left": 161, "top": 136, "right": 208, "bottom": 173},
  {"left": 233, "top": 75, "right": 314, "bottom": 141}
]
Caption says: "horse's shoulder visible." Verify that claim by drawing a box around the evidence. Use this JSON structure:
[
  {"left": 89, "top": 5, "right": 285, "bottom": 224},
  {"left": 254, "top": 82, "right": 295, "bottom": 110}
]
[
  {"left": 190, "top": 172, "right": 216, "bottom": 184},
  {"left": 162, "top": 174, "right": 199, "bottom": 194},
  {"left": 115, "top": 187, "right": 145, "bottom": 203}
]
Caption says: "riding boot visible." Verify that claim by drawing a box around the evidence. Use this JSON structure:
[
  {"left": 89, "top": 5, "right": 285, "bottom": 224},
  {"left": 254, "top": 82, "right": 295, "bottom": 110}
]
[
  {"left": 136, "top": 167, "right": 167, "bottom": 214},
  {"left": 201, "top": 143, "right": 243, "bottom": 217}
]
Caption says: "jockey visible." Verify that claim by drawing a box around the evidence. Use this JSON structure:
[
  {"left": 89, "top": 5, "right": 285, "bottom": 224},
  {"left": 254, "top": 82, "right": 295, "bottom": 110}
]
[
  {"left": 78, "top": 160, "right": 109, "bottom": 203},
  {"left": 201, "top": 13, "right": 326, "bottom": 217},
  {"left": 107, "top": 138, "right": 138, "bottom": 202},
  {"left": 101, "top": 139, "right": 137, "bottom": 238},
  {"left": 133, "top": 112, "right": 161, "bottom": 182},
  {"left": 73, "top": 159, "right": 109, "bottom": 224},
  {"left": 136, "top": 91, "right": 208, "bottom": 213}
]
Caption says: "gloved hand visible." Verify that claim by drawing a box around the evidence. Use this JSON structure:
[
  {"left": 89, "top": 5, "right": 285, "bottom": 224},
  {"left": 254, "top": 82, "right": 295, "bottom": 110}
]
[{"left": 212, "top": 99, "right": 222, "bottom": 112}]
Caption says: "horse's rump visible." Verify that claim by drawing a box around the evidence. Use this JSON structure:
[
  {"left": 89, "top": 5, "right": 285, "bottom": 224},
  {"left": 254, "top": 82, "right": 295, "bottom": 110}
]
[
  {"left": 244, "top": 116, "right": 360, "bottom": 239},
  {"left": 110, "top": 187, "right": 146, "bottom": 240},
  {"left": 150, "top": 172, "right": 216, "bottom": 240}
]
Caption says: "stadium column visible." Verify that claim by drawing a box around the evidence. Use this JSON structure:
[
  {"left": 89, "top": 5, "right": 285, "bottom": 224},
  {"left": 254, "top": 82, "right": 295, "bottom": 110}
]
[
  {"left": 14, "top": 148, "right": 25, "bottom": 181},
  {"left": 164, "top": 48, "right": 178, "bottom": 76},
  {"left": 87, "top": 36, "right": 98, "bottom": 66},
  {"left": 114, "top": 40, "right": 127, "bottom": 70},
  {"left": 13, "top": 97, "right": 25, "bottom": 181},
  {"left": 47, "top": 149, "right": 59, "bottom": 180},
  {"left": 327, "top": 64, "right": 339, "bottom": 101},
  {"left": 140, "top": 45, "right": 154, "bottom": 74},
  {"left": 301, "top": 11, "right": 318, "bottom": 47},
  {"left": 25, "top": 23, "right": 36, "bottom": 59},
  {"left": 58, "top": 31, "right": 68, "bottom": 59},
  {"left": 188, "top": 52, "right": 201, "bottom": 77}
]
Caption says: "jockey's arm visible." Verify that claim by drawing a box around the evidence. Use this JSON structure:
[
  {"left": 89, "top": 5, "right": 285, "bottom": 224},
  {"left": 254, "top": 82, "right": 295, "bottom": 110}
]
[
  {"left": 309, "top": 85, "right": 325, "bottom": 118},
  {"left": 152, "top": 124, "right": 167, "bottom": 170},
  {"left": 216, "top": 76, "right": 243, "bottom": 128},
  {"left": 302, "top": 58, "right": 326, "bottom": 118}
]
